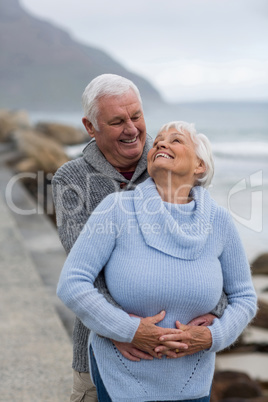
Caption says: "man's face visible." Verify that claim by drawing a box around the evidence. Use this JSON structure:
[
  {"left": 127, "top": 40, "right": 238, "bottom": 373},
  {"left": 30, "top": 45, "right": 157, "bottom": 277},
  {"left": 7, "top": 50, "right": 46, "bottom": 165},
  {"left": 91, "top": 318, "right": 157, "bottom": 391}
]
[{"left": 83, "top": 90, "right": 146, "bottom": 172}]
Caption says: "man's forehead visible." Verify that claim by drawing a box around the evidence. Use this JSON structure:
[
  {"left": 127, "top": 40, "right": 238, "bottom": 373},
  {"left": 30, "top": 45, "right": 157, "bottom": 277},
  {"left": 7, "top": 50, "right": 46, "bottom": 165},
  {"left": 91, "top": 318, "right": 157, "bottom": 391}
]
[
  {"left": 98, "top": 93, "right": 142, "bottom": 115},
  {"left": 98, "top": 91, "right": 141, "bottom": 105}
]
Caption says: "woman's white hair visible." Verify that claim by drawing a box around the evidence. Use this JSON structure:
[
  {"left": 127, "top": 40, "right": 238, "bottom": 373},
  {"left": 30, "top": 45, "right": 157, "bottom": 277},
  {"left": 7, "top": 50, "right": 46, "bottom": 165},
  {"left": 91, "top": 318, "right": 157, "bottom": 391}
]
[
  {"left": 82, "top": 74, "right": 142, "bottom": 129},
  {"left": 158, "top": 121, "right": 214, "bottom": 188}
]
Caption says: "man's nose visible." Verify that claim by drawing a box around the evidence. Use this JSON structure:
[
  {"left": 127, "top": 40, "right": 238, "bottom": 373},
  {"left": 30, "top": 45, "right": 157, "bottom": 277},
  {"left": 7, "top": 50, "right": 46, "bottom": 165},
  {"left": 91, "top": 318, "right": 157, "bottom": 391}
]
[{"left": 123, "top": 119, "right": 138, "bottom": 135}]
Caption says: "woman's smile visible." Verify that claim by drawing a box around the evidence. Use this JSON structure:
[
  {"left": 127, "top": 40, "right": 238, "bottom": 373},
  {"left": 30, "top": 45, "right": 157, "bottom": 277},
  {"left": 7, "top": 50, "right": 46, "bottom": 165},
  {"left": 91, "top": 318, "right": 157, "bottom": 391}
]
[{"left": 154, "top": 152, "right": 174, "bottom": 160}]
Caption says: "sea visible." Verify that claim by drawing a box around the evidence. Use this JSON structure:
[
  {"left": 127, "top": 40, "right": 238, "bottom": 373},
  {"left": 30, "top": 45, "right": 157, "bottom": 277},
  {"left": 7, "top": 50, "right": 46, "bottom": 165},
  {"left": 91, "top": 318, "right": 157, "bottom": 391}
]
[
  {"left": 29, "top": 101, "right": 268, "bottom": 264},
  {"left": 29, "top": 101, "right": 268, "bottom": 381}
]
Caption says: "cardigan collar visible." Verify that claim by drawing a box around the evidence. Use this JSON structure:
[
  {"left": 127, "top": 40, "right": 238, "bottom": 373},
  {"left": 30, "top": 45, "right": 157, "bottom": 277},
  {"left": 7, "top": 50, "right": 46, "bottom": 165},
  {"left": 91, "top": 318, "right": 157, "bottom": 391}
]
[
  {"left": 82, "top": 136, "right": 153, "bottom": 185},
  {"left": 133, "top": 178, "right": 217, "bottom": 260}
]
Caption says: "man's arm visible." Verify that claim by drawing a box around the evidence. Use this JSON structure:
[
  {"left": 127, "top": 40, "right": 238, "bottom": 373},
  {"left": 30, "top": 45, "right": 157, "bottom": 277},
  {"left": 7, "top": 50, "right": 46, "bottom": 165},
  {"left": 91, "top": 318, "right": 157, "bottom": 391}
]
[
  {"left": 188, "top": 291, "right": 228, "bottom": 326},
  {"left": 52, "top": 173, "right": 88, "bottom": 254},
  {"left": 52, "top": 172, "right": 122, "bottom": 308}
]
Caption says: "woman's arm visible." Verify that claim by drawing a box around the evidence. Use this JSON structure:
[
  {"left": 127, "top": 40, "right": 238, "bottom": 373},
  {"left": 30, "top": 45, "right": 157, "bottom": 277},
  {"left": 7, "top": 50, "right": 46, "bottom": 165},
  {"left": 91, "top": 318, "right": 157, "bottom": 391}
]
[
  {"left": 207, "top": 212, "right": 257, "bottom": 352},
  {"left": 57, "top": 194, "right": 141, "bottom": 342},
  {"left": 154, "top": 211, "right": 257, "bottom": 357},
  {"left": 57, "top": 195, "right": 183, "bottom": 355}
]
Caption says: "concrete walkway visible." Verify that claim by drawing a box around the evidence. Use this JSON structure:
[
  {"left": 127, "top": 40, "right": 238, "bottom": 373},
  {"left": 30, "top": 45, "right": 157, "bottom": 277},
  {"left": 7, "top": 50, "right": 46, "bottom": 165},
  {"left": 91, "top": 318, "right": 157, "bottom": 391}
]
[{"left": 0, "top": 146, "right": 74, "bottom": 401}]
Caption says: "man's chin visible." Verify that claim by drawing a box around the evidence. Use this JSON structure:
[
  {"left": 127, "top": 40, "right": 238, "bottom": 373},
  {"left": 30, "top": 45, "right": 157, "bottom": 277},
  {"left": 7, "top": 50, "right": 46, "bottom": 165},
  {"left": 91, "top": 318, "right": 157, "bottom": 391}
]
[{"left": 125, "top": 148, "right": 143, "bottom": 160}]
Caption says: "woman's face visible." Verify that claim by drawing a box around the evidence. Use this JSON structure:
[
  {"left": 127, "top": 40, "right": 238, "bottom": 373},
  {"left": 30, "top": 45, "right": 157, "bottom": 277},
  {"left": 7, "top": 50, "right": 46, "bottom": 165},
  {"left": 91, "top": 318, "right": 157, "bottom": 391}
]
[{"left": 147, "top": 128, "right": 204, "bottom": 184}]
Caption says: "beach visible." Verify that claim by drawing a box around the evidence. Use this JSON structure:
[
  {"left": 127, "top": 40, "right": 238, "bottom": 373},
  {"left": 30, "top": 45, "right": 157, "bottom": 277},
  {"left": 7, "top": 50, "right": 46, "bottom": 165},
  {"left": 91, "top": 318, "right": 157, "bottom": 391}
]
[{"left": 1, "top": 103, "right": 268, "bottom": 400}]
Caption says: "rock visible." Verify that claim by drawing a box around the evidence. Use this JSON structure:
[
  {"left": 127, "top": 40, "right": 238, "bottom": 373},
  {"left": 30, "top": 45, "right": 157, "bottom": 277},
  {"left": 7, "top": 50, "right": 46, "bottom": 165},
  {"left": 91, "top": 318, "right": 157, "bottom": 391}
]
[
  {"left": 221, "top": 398, "right": 268, "bottom": 401},
  {"left": 35, "top": 122, "right": 88, "bottom": 145},
  {"left": 15, "top": 157, "right": 39, "bottom": 173},
  {"left": 13, "top": 128, "right": 69, "bottom": 173},
  {"left": 222, "top": 381, "right": 263, "bottom": 398},
  {"left": 211, "top": 371, "right": 263, "bottom": 401},
  {"left": 0, "top": 109, "right": 30, "bottom": 142},
  {"left": 252, "top": 299, "right": 268, "bottom": 330},
  {"left": 251, "top": 254, "right": 268, "bottom": 275}
]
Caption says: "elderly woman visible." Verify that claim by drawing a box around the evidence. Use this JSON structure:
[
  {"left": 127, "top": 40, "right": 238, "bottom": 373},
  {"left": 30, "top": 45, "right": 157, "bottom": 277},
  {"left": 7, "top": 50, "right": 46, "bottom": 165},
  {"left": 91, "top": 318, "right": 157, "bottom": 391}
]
[{"left": 57, "top": 121, "right": 257, "bottom": 402}]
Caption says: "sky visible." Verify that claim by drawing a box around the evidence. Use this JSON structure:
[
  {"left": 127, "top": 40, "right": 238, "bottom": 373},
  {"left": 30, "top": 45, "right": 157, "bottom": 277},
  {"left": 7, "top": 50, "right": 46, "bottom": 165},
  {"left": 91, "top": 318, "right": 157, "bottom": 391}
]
[{"left": 20, "top": 0, "right": 268, "bottom": 103}]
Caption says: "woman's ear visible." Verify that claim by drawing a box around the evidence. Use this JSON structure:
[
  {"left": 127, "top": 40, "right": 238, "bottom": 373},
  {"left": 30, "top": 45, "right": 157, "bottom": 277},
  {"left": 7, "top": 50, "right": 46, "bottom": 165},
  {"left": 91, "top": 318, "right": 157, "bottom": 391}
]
[
  {"left": 194, "top": 159, "right": 206, "bottom": 175},
  {"left": 82, "top": 117, "right": 95, "bottom": 138}
]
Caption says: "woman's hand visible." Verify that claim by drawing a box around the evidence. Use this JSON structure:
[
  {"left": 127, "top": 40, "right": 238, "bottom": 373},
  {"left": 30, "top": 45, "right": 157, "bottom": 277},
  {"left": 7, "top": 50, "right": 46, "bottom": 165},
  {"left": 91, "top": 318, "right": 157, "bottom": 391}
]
[
  {"left": 113, "top": 312, "right": 214, "bottom": 361},
  {"left": 155, "top": 321, "right": 212, "bottom": 358},
  {"left": 112, "top": 311, "right": 186, "bottom": 360},
  {"left": 132, "top": 311, "right": 188, "bottom": 358}
]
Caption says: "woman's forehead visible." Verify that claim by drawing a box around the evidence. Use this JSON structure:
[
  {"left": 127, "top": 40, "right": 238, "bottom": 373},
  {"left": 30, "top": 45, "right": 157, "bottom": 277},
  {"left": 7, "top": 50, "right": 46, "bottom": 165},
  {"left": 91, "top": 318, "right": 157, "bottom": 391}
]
[{"left": 156, "top": 129, "right": 189, "bottom": 140}]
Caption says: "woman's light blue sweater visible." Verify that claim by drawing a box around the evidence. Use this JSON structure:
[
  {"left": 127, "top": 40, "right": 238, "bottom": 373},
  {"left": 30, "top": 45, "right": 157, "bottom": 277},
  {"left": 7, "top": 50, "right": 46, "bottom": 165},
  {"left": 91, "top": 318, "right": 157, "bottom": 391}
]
[{"left": 57, "top": 178, "right": 257, "bottom": 402}]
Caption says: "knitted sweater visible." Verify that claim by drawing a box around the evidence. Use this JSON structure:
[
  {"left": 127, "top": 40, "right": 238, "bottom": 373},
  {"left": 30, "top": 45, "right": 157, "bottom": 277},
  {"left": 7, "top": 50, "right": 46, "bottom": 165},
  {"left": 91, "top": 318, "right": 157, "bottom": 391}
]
[
  {"left": 52, "top": 137, "right": 227, "bottom": 373},
  {"left": 57, "top": 178, "right": 257, "bottom": 401}
]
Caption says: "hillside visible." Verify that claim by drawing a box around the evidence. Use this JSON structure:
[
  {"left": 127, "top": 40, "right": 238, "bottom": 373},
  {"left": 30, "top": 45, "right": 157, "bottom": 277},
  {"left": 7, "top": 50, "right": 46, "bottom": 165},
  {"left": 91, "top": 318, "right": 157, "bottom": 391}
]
[{"left": 0, "top": 0, "right": 164, "bottom": 111}]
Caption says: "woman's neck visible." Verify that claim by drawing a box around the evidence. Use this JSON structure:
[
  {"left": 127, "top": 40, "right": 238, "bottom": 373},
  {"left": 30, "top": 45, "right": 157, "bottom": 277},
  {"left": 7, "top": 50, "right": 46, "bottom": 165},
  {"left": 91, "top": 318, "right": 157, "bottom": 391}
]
[{"left": 153, "top": 175, "right": 194, "bottom": 204}]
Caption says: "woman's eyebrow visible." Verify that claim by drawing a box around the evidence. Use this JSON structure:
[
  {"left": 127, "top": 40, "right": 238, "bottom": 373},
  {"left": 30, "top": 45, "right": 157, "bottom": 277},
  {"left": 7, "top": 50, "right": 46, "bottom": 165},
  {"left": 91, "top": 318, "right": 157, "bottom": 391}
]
[
  {"left": 170, "top": 132, "right": 184, "bottom": 138},
  {"left": 154, "top": 135, "right": 163, "bottom": 142}
]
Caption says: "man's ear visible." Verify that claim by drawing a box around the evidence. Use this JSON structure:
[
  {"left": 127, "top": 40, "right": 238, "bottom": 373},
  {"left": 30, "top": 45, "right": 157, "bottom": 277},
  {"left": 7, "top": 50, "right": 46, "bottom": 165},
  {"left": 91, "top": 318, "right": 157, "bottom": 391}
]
[{"left": 82, "top": 117, "right": 95, "bottom": 138}]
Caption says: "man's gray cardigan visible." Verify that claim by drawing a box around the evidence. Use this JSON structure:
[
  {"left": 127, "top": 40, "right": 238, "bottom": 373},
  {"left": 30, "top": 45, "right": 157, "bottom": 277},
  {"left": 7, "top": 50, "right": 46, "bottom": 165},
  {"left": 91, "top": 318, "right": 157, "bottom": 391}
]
[{"left": 52, "top": 136, "right": 227, "bottom": 373}]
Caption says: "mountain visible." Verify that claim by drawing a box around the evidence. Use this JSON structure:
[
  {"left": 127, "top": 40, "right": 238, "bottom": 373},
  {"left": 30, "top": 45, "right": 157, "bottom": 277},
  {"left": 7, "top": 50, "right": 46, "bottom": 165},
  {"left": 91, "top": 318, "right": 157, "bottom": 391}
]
[{"left": 0, "top": 0, "right": 164, "bottom": 111}]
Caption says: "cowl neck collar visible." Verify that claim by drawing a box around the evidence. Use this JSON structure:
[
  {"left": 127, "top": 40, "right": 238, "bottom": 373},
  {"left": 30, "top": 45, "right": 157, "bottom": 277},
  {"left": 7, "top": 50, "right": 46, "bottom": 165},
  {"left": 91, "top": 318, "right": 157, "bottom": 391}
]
[{"left": 133, "top": 178, "right": 217, "bottom": 260}]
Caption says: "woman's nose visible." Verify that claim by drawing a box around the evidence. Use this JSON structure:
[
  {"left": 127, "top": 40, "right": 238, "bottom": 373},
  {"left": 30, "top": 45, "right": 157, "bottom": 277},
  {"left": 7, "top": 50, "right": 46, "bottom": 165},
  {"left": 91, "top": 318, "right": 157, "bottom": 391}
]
[{"left": 157, "top": 140, "right": 167, "bottom": 148}]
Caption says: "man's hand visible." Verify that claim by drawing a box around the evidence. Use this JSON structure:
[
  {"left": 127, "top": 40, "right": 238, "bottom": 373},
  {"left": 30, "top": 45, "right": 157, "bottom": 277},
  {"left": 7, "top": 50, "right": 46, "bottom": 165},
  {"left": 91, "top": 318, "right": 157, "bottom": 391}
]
[
  {"left": 187, "top": 313, "right": 216, "bottom": 327},
  {"left": 132, "top": 311, "right": 187, "bottom": 358},
  {"left": 112, "top": 341, "right": 153, "bottom": 362},
  {"left": 155, "top": 321, "right": 212, "bottom": 358}
]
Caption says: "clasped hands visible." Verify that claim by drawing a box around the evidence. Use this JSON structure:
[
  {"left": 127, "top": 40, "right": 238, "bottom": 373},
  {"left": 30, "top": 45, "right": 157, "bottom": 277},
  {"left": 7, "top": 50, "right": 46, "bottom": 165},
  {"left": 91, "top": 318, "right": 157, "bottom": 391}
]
[{"left": 112, "top": 310, "right": 213, "bottom": 362}]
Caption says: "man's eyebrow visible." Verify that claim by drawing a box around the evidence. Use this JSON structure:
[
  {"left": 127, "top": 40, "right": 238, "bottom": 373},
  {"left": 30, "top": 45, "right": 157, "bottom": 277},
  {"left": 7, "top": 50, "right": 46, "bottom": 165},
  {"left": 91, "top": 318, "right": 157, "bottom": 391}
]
[
  {"left": 108, "top": 109, "right": 142, "bottom": 123},
  {"left": 108, "top": 116, "right": 123, "bottom": 123},
  {"left": 131, "top": 109, "right": 142, "bottom": 116}
]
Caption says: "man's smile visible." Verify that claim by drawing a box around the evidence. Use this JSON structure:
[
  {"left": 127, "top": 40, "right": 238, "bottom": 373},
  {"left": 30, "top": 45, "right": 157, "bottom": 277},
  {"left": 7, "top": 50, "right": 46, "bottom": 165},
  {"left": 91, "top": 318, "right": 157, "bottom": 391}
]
[{"left": 120, "top": 136, "right": 138, "bottom": 144}]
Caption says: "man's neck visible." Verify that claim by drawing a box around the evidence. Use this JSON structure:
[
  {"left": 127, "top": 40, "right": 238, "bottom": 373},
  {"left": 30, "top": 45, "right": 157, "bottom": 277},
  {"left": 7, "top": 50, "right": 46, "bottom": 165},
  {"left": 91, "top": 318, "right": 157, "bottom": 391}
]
[
  {"left": 116, "top": 163, "right": 138, "bottom": 173},
  {"left": 120, "top": 171, "right": 135, "bottom": 180}
]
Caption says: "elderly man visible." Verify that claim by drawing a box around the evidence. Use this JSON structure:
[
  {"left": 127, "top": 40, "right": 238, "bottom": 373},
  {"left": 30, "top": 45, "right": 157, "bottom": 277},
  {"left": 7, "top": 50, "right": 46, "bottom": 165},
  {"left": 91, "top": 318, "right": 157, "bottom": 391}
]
[{"left": 52, "top": 74, "right": 227, "bottom": 402}]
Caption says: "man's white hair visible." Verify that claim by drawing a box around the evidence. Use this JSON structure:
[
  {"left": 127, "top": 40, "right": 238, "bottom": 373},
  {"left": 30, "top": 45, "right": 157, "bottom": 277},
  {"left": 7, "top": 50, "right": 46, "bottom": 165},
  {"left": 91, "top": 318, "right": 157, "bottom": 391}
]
[
  {"left": 158, "top": 121, "right": 214, "bottom": 188},
  {"left": 82, "top": 74, "right": 142, "bottom": 130}
]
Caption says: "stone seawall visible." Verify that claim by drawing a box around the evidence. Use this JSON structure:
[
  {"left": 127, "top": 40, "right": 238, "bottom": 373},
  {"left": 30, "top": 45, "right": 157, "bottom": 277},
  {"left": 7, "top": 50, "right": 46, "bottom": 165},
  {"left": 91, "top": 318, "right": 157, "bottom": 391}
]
[{"left": 0, "top": 150, "right": 74, "bottom": 401}]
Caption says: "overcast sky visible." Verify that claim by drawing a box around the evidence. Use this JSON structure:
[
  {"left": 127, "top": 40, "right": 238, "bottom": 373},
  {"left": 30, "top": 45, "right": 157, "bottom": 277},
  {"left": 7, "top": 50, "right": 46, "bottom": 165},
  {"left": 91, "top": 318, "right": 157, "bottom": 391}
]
[{"left": 20, "top": 0, "right": 268, "bottom": 102}]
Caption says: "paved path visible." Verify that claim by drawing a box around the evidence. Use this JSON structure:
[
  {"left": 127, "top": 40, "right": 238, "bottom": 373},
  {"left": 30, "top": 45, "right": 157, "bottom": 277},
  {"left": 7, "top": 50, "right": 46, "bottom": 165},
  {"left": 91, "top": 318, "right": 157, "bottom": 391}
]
[{"left": 0, "top": 147, "right": 74, "bottom": 401}]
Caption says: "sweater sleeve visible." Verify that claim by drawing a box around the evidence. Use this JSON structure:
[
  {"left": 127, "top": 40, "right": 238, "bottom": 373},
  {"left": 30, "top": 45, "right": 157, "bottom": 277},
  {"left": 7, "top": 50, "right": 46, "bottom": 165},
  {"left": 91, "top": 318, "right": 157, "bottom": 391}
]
[
  {"left": 56, "top": 194, "right": 141, "bottom": 343},
  {"left": 208, "top": 211, "right": 257, "bottom": 353},
  {"left": 52, "top": 167, "right": 123, "bottom": 310},
  {"left": 52, "top": 168, "right": 91, "bottom": 254}
]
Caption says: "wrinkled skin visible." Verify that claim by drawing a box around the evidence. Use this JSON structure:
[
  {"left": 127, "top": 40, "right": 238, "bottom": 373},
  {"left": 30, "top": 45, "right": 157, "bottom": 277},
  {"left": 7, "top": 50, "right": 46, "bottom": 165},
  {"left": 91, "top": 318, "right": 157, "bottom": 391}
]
[{"left": 113, "top": 311, "right": 215, "bottom": 361}]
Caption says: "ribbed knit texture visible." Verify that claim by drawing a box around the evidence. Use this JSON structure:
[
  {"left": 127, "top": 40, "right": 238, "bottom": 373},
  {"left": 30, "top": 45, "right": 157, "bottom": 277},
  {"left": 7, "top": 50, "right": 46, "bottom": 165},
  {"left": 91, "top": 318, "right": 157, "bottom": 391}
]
[{"left": 57, "top": 178, "right": 257, "bottom": 401}]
